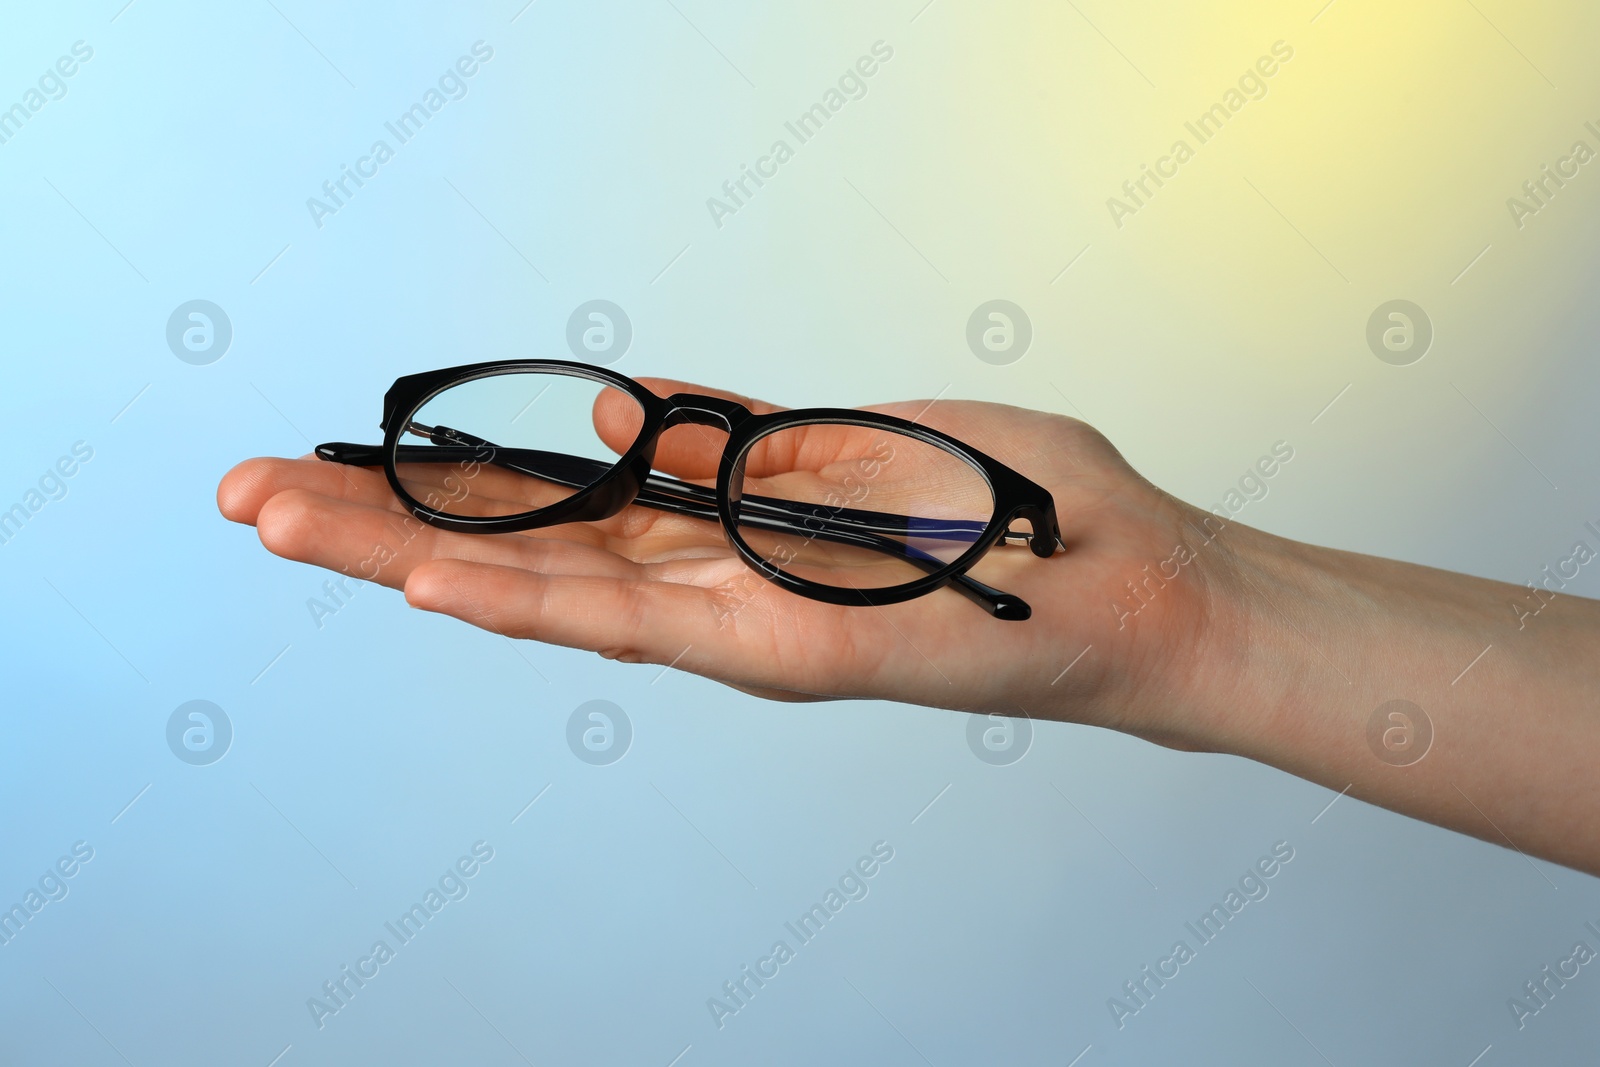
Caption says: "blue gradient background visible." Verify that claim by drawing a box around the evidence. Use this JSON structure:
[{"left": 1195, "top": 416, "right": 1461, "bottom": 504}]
[{"left": 2, "top": 1, "right": 1598, "bottom": 1064}]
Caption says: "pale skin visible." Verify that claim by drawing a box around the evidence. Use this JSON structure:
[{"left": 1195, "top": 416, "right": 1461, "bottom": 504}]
[{"left": 217, "top": 378, "right": 1600, "bottom": 877}]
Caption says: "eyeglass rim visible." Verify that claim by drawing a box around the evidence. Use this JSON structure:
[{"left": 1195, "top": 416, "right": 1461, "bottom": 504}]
[
  {"left": 374, "top": 358, "right": 1061, "bottom": 609},
  {"left": 378, "top": 360, "right": 660, "bottom": 531},
  {"left": 716, "top": 410, "right": 1018, "bottom": 605}
]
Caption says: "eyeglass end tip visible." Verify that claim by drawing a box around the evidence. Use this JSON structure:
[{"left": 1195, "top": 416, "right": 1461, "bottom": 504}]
[{"left": 992, "top": 596, "right": 1032, "bottom": 621}]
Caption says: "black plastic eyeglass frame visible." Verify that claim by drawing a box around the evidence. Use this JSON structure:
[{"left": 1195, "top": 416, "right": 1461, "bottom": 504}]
[{"left": 315, "top": 359, "right": 1063, "bottom": 620}]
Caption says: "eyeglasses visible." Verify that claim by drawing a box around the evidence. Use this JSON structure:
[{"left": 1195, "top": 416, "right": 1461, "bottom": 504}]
[{"left": 315, "top": 360, "right": 1062, "bottom": 620}]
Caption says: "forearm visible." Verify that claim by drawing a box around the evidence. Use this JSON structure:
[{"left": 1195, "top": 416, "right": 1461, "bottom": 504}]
[{"left": 1191, "top": 515, "right": 1600, "bottom": 876}]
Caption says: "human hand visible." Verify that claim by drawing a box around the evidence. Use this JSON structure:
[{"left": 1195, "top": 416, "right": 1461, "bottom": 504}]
[{"left": 217, "top": 379, "right": 1239, "bottom": 742}]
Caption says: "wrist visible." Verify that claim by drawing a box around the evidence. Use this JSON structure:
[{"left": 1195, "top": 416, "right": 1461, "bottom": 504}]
[
  {"left": 1167, "top": 507, "right": 1469, "bottom": 769},
  {"left": 1164, "top": 505, "right": 1600, "bottom": 874},
  {"left": 1177, "top": 517, "right": 1368, "bottom": 762},
  {"left": 1120, "top": 503, "right": 1311, "bottom": 755}
]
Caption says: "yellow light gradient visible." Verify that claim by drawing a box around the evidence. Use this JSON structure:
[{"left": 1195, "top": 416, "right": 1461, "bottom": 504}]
[{"left": 653, "top": 0, "right": 1599, "bottom": 555}]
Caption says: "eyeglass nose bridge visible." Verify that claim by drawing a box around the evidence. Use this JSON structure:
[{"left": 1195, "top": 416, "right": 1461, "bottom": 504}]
[{"left": 661, "top": 393, "right": 752, "bottom": 432}]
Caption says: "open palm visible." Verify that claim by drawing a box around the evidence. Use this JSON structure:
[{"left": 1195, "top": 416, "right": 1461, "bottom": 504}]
[{"left": 218, "top": 378, "right": 1228, "bottom": 733}]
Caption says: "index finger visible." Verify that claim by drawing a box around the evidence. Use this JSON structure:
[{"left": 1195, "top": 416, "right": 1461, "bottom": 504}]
[{"left": 592, "top": 377, "right": 791, "bottom": 480}]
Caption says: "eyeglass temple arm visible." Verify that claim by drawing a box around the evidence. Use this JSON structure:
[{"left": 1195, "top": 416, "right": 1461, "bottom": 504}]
[
  {"left": 326, "top": 426, "right": 1053, "bottom": 549},
  {"left": 315, "top": 438, "right": 1038, "bottom": 620}
]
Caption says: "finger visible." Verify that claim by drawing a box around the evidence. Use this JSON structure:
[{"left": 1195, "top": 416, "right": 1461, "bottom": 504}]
[
  {"left": 630, "top": 377, "right": 790, "bottom": 416},
  {"left": 219, "top": 456, "right": 402, "bottom": 526},
  {"left": 737, "top": 420, "right": 910, "bottom": 480},
  {"left": 221, "top": 454, "right": 560, "bottom": 530},
  {"left": 389, "top": 454, "right": 596, "bottom": 518},
  {"left": 222, "top": 453, "right": 631, "bottom": 540},
  {"left": 253, "top": 488, "right": 640, "bottom": 590},
  {"left": 606, "top": 382, "right": 950, "bottom": 480},
  {"left": 403, "top": 558, "right": 869, "bottom": 696},
  {"left": 720, "top": 681, "right": 830, "bottom": 703},
  {"left": 592, "top": 377, "right": 791, "bottom": 481}
]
